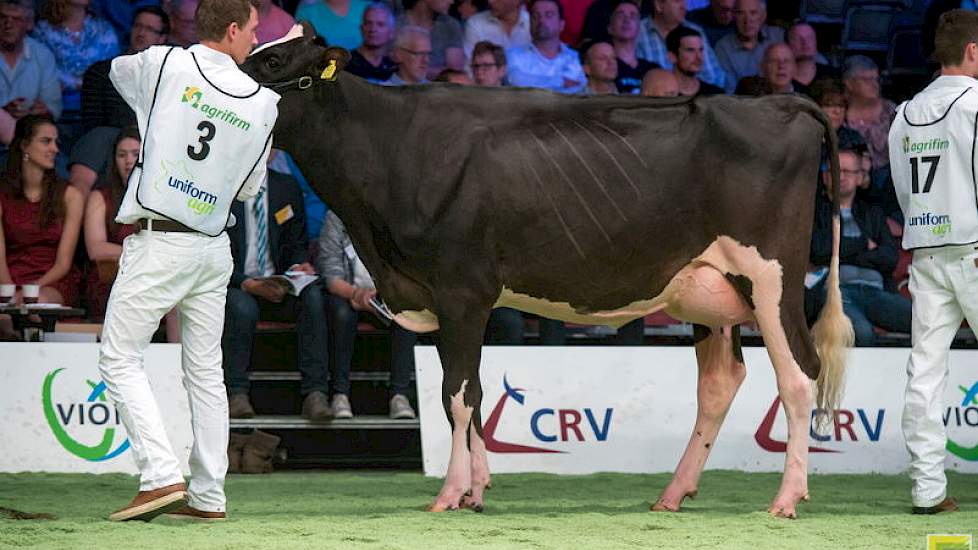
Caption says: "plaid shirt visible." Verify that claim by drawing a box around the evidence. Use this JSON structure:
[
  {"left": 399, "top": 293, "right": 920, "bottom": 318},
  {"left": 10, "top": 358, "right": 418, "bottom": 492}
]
[{"left": 635, "top": 18, "right": 726, "bottom": 90}]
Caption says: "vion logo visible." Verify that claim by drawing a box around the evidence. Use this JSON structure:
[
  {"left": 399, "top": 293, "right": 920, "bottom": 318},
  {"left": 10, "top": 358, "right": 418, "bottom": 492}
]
[
  {"left": 42, "top": 368, "right": 130, "bottom": 461},
  {"left": 945, "top": 381, "right": 978, "bottom": 461},
  {"left": 755, "top": 396, "right": 885, "bottom": 453},
  {"left": 482, "top": 375, "right": 613, "bottom": 454}
]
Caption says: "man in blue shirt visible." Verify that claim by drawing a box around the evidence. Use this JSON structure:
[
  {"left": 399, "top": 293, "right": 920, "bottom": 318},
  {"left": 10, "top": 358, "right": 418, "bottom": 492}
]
[
  {"left": 0, "top": 0, "right": 61, "bottom": 145},
  {"left": 505, "top": 0, "right": 584, "bottom": 93}
]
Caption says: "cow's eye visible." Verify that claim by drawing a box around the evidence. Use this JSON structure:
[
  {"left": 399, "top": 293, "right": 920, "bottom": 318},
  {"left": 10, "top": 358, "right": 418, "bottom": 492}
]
[{"left": 266, "top": 56, "right": 281, "bottom": 70}]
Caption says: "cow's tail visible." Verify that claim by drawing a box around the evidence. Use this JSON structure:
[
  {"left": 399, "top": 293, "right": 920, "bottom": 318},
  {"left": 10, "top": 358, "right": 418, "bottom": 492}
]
[{"left": 808, "top": 102, "right": 854, "bottom": 424}]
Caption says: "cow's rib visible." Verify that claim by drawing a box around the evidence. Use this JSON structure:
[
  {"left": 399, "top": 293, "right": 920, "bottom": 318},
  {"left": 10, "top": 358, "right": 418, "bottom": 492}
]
[
  {"left": 528, "top": 130, "right": 612, "bottom": 244},
  {"left": 549, "top": 122, "right": 628, "bottom": 223},
  {"left": 592, "top": 120, "right": 648, "bottom": 170},
  {"left": 570, "top": 119, "right": 642, "bottom": 199},
  {"left": 522, "top": 154, "right": 587, "bottom": 260}
]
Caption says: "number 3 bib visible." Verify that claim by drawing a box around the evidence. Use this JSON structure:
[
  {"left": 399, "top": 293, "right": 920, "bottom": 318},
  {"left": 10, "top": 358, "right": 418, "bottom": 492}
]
[{"left": 134, "top": 47, "right": 279, "bottom": 236}]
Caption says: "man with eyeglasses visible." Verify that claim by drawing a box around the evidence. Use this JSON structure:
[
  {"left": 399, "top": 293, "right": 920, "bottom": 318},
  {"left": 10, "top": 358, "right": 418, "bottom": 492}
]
[
  {"left": 810, "top": 147, "right": 910, "bottom": 348},
  {"left": 383, "top": 25, "right": 431, "bottom": 85},
  {"left": 0, "top": 0, "right": 61, "bottom": 146},
  {"left": 73, "top": 7, "right": 169, "bottom": 195},
  {"left": 470, "top": 40, "right": 506, "bottom": 86},
  {"left": 888, "top": 9, "right": 978, "bottom": 516}
]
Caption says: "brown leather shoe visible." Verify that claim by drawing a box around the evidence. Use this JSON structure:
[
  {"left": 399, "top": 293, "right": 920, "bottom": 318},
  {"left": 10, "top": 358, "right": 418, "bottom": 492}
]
[
  {"left": 912, "top": 497, "right": 959, "bottom": 515},
  {"left": 229, "top": 393, "right": 255, "bottom": 419},
  {"left": 109, "top": 482, "right": 187, "bottom": 522},
  {"left": 165, "top": 505, "right": 227, "bottom": 521},
  {"left": 301, "top": 391, "right": 332, "bottom": 421}
]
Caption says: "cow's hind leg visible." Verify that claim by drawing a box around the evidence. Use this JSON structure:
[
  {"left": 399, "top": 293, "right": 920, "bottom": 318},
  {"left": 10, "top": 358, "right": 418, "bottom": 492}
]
[
  {"left": 652, "top": 324, "right": 746, "bottom": 512},
  {"left": 429, "top": 304, "right": 492, "bottom": 512},
  {"left": 461, "top": 410, "right": 491, "bottom": 512}
]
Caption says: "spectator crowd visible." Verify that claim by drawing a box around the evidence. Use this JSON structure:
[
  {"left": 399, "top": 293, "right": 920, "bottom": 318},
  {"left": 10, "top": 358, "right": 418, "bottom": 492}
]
[{"left": 0, "top": 0, "right": 951, "bottom": 422}]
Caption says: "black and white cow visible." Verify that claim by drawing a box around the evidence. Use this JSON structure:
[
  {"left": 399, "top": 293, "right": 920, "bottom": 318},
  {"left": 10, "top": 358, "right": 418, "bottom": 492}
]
[{"left": 242, "top": 24, "right": 853, "bottom": 518}]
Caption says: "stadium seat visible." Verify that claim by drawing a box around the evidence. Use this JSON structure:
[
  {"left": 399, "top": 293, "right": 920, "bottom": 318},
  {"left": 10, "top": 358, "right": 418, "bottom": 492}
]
[
  {"left": 886, "top": 28, "right": 930, "bottom": 79},
  {"left": 800, "top": 0, "right": 847, "bottom": 24},
  {"left": 842, "top": 4, "right": 903, "bottom": 52}
]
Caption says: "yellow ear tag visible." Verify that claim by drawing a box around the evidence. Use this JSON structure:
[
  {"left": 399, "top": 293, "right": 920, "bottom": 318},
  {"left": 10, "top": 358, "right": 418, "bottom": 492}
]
[{"left": 321, "top": 60, "right": 337, "bottom": 81}]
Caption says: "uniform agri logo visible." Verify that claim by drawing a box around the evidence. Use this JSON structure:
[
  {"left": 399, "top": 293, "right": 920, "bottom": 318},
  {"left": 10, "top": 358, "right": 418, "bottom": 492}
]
[
  {"left": 42, "top": 368, "right": 129, "bottom": 461},
  {"left": 945, "top": 381, "right": 978, "bottom": 461},
  {"left": 482, "top": 375, "right": 613, "bottom": 454}
]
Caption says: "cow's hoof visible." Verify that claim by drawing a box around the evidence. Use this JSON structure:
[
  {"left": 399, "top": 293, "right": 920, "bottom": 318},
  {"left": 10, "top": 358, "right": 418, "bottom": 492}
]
[
  {"left": 767, "top": 494, "right": 807, "bottom": 519},
  {"left": 650, "top": 500, "right": 680, "bottom": 512},
  {"left": 650, "top": 489, "right": 697, "bottom": 512},
  {"left": 427, "top": 502, "right": 459, "bottom": 512}
]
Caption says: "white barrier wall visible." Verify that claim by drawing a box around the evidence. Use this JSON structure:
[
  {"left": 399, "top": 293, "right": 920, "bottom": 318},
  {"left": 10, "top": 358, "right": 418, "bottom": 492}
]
[
  {"left": 417, "top": 347, "right": 978, "bottom": 476},
  {"left": 0, "top": 343, "right": 191, "bottom": 474}
]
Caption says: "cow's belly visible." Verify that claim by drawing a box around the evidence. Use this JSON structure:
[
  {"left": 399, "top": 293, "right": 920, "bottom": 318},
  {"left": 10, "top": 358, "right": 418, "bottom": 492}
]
[{"left": 393, "top": 236, "right": 767, "bottom": 333}]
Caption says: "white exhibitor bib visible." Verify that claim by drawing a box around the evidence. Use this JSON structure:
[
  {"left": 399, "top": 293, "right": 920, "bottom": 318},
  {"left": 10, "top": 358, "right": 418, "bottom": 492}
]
[
  {"left": 134, "top": 47, "right": 278, "bottom": 236},
  {"left": 890, "top": 79, "right": 978, "bottom": 249}
]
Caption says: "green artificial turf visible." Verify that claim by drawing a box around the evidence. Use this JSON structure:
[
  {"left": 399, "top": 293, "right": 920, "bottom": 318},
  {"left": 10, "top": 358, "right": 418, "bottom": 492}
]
[{"left": 0, "top": 471, "right": 975, "bottom": 549}]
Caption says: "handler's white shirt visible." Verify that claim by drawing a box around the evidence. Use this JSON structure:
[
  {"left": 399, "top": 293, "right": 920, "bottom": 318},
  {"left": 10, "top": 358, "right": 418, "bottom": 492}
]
[
  {"left": 890, "top": 75, "right": 978, "bottom": 249},
  {"left": 109, "top": 44, "right": 278, "bottom": 230}
]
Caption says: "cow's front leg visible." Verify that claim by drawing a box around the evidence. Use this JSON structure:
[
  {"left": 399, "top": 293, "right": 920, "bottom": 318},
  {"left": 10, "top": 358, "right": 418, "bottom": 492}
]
[
  {"left": 428, "top": 303, "right": 491, "bottom": 513},
  {"left": 653, "top": 324, "right": 746, "bottom": 512}
]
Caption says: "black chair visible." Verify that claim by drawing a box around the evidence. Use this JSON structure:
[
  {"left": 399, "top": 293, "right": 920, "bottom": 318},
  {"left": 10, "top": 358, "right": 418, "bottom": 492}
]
[
  {"left": 800, "top": 0, "right": 847, "bottom": 24},
  {"left": 886, "top": 28, "right": 930, "bottom": 79},
  {"left": 842, "top": 4, "right": 902, "bottom": 52}
]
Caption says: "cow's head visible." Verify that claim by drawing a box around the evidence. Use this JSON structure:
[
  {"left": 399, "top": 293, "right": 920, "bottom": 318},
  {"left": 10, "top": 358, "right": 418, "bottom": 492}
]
[{"left": 242, "top": 22, "right": 350, "bottom": 90}]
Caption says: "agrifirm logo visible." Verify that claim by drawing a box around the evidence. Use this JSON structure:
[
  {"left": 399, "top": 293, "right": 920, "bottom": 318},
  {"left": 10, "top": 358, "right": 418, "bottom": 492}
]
[
  {"left": 754, "top": 396, "right": 885, "bottom": 453},
  {"left": 42, "top": 368, "right": 130, "bottom": 461},
  {"left": 482, "top": 375, "right": 613, "bottom": 454},
  {"left": 927, "top": 534, "right": 972, "bottom": 550},
  {"left": 945, "top": 381, "right": 978, "bottom": 461},
  {"left": 181, "top": 86, "right": 252, "bottom": 132},
  {"left": 902, "top": 135, "right": 949, "bottom": 155}
]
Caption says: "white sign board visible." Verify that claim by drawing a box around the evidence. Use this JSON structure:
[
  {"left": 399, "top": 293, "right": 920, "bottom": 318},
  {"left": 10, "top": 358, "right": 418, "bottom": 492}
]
[
  {"left": 417, "top": 347, "right": 978, "bottom": 476},
  {"left": 0, "top": 343, "right": 192, "bottom": 474}
]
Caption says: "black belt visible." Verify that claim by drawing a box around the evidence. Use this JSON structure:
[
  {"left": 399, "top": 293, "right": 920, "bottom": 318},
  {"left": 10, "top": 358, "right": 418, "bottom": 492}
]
[{"left": 136, "top": 218, "right": 197, "bottom": 233}]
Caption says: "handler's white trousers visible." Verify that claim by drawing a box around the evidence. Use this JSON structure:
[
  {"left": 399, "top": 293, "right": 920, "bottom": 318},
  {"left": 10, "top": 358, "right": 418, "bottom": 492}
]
[
  {"left": 903, "top": 243, "right": 978, "bottom": 507},
  {"left": 99, "top": 228, "right": 233, "bottom": 513}
]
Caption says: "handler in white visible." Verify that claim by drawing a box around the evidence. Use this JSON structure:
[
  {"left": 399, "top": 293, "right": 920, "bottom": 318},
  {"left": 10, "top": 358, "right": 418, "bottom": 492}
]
[
  {"left": 888, "top": 9, "right": 978, "bottom": 515},
  {"left": 100, "top": 0, "right": 279, "bottom": 522}
]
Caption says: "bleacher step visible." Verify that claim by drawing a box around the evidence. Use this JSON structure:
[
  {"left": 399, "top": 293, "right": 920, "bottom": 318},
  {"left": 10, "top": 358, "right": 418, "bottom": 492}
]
[{"left": 230, "top": 415, "right": 419, "bottom": 430}]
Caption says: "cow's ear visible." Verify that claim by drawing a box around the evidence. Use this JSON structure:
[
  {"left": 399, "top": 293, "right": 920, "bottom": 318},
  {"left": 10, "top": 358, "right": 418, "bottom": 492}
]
[
  {"left": 320, "top": 47, "right": 351, "bottom": 81},
  {"left": 300, "top": 20, "right": 317, "bottom": 42}
]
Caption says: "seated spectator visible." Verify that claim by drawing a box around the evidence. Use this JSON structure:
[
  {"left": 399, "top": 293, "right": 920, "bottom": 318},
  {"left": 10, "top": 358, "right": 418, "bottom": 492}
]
[
  {"left": 757, "top": 42, "right": 797, "bottom": 95},
  {"left": 223, "top": 157, "right": 331, "bottom": 421},
  {"left": 32, "top": 0, "right": 120, "bottom": 117},
  {"left": 451, "top": 0, "right": 486, "bottom": 23},
  {"left": 0, "top": 0, "right": 62, "bottom": 147},
  {"left": 579, "top": 0, "right": 616, "bottom": 44},
  {"left": 317, "top": 210, "right": 417, "bottom": 420},
  {"left": 463, "top": 0, "right": 530, "bottom": 62},
  {"left": 505, "top": 0, "right": 585, "bottom": 93},
  {"left": 687, "top": 0, "right": 734, "bottom": 47},
  {"left": 383, "top": 26, "right": 431, "bottom": 85},
  {"left": 810, "top": 148, "right": 910, "bottom": 346},
  {"left": 636, "top": 0, "right": 726, "bottom": 90},
  {"left": 88, "top": 0, "right": 160, "bottom": 45},
  {"left": 254, "top": 0, "right": 296, "bottom": 45},
  {"left": 399, "top": 0, "right": 464, "bottom": 79},
  {"left": 82, "top": 6, "right": 168, "bottom": 133},
  {"left": 82, "top": 126, "right": 137, "bottom": 320},
  {"left": 0, "top": 115, "right": 83, "bottom": 307},
  {"left": 433, "top": 68, "right": 473, "bottom": 84},
  {"left": 843, "top": 55, "right": 897, "bottom": 203},
  {"left": 297, "top": 0, "right": 370, "bottom": 50},
  {"left": 608, "top": 0, "right": 657, "bottom": 95},
  {"left": 666, "top": 25, "right": 724, "bottom": 96},
  {"left": 714, "top": 0, "right": 783, "bottom": 92},
  {"left": 581, "top": 40, "right": 618, "bottom": 95},
  {"left": 810, "top": 78, "right": 868, "bottom": 170},
  {"left": 641, "top": 67, "right": 679, "bottom": 96},
  {"left": 345, "top": 2, "right": 397, "bottom": 83},
  {"left": 470, "top": 40, "right": 507, "bottom": 86},
  {"left": 165, "top": 0, "right": 197, "bottom": 47},
  {"left": 785, "top": 21, "right": 836, "bottom": 88},
  {"left": 733, "top": 74, "right": 767, "bottom": 95}
]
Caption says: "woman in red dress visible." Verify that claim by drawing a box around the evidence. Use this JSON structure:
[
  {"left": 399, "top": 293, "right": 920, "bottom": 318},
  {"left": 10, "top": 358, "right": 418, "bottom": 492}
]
[
  {"left": 0, "top": 114, "right": 84, "bottom": 307},
  {"left": 83, "top": 127, "right": 139, "bottom": 321}
]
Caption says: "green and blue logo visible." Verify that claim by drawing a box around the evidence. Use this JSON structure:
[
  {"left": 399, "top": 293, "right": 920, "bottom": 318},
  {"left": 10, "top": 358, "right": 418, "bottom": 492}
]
[
  {"left": 945, "top": 380, "right": 978, "bottom": 461},
  {"left": 42, "top": 368, "right": 129, "bottom": 462}
]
